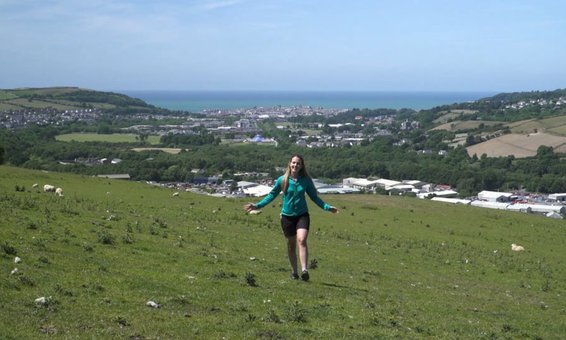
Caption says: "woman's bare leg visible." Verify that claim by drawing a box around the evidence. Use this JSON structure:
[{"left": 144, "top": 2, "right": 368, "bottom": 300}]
[
  {"left": 286, "top": 235, "right": 298, "bottom": 275},
  {"left": 297, "top": 228, "right": 309, "bottom": 272}
]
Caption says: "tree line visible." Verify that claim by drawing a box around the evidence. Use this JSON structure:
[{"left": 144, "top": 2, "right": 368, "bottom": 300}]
[{"left": 3, "top": 125, "right": 566, "bottom": 197}]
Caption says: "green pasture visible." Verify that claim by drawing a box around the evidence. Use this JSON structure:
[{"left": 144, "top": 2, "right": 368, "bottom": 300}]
[
  {"left": 0, "top": 102, "right": 22, "bottom": 112},
  {"left": 510, "top": 115, "right": 566, "bottom": 136},
  {"left": 56, "top": 133, "right": 161, "bottom": 144},
  {"left": 1, "top": 165, "right": 565, "bottom": 338},
  {"left": 0, "top": 90, "right": 19, "bottom": 101}
]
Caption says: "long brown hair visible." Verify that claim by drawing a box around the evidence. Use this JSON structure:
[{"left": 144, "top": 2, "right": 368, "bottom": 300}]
[{"left": 281, "top": 154, "right": 310, "bottom": 194}]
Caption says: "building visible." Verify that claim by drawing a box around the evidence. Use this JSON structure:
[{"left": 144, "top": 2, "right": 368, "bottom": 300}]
[{"left": 477, "top": 190, "right": 516, "bottom": 202}]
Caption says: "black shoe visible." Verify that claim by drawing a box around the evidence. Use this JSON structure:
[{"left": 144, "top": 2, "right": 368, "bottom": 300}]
[
  {"left": 301, "top": 270, "right": 309, "bottom": 281},
  {"left": 290, "top": 272, "right": 299, "bottom": 280}
]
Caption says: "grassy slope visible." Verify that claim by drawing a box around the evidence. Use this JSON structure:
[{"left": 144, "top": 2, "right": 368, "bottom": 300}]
[{"left": 1, "top": 166, "right": 565, "bottom": 339}]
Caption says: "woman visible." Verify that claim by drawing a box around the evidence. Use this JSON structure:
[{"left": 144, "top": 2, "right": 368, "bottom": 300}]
[{"left": 244, "top": 154, "right": 338, "bottom": 281}]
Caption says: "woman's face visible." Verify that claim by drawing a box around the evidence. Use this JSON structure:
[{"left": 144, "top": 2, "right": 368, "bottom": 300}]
[{"left": 289, "top": 156, "right": 302, "bottom": 174}]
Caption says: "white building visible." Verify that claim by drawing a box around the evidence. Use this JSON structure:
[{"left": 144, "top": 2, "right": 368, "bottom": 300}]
[
  {"left": 477, "top": 190, "right": 515, "bottom": 202},
  {"left": 237, "top": 181, "right": 273, "bottom": 197},
  {"left": 548, "top": 193, "right": 566, "bottom": 202}
]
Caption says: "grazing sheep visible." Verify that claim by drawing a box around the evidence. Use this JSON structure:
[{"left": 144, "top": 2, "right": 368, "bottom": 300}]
[
  {"left": 14, "top": 256, "right": 21, "bottom": 264},
  {"left": 146, "top": 300, "right": 161, "bottom": 308},
  {"left": 43, "top": 184, "right": 56, "bottom": 192},
  {"left": 511, "top": 243, "right": 525, "bottom": 251},
  {"left": 55, "top": 187, "right": 64, "bottom": 197},
  {"left": 35, "top": 296, "right": 51, "bottom": 305},
  {"left": 10, "top": 268, "right": 18, "bottom": 275}
]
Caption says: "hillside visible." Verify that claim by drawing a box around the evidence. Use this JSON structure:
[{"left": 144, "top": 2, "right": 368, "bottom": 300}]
[
  {"left": 0, "top": 87, "right": 157, "bottom": 113},
  {"left": 466, "top": 132, "right": 566, "bottom": 158},
  {"left": 1, "top": 166, "right": 565, "bottom": 338}
]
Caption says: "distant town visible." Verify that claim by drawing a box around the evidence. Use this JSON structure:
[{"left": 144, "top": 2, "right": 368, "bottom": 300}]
[{"left": 4, "top": 90, "right": 566, "bottom": 220}]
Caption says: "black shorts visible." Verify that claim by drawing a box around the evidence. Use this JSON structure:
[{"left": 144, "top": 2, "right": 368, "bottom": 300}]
[{"left": 280, "top": 213, "right": 310, "bottom": 237}]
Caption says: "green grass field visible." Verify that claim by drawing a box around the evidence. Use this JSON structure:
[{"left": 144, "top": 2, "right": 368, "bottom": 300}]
[
  {"left": 56, "top": 133, "right": 161, "bottom": 144},
  {"left": 1, "top": 165, "right": 565, "bottom": 338}
]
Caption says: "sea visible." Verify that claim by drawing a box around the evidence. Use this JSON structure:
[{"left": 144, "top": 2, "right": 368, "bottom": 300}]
[{"left": 121, "top": 90, "right": 497, "bottom": 113}]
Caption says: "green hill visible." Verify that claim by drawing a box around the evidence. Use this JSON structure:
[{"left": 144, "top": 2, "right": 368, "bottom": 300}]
[
  {"left": 1, "top": 166, "right": 565, "bottom": 338},
  {"left": 0, "top": 87, "right": 157, "bottom": 113}
]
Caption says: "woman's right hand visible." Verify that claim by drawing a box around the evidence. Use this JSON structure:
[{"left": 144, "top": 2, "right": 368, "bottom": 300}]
[{"left": 244, "top": 203, "right": 256, "bottom": 212}]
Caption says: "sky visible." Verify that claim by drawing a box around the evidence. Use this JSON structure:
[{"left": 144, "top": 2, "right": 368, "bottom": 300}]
[{"left": 1, "top": 0, "right": 565, "bottom": 92}]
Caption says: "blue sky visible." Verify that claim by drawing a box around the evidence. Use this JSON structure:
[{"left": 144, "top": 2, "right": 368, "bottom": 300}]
[{"left": 1, "top": 0, "right": 565, "bottom": 92}]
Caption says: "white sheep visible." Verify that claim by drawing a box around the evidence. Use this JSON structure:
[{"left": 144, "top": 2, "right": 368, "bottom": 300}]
[
  {"left": 146, "top": 300, "right": 161, "bottom": 308},
  {"left": 55, "top": 187, "right": 64, "bottom": 197},
  {"left": 14, "top": 256, "right": 21, "bottom": 264},
  {"left": 35, "top": 296, "right": 51, "bottom": 305},
  {"left": 10, "top": 268, "right": 19, "bottom": 275},
  {"left": 511, "top": 243, "right": 525, "bottom": 251},
  {"left": 43, "top": 184, "right": 56, "bottom": 192}
]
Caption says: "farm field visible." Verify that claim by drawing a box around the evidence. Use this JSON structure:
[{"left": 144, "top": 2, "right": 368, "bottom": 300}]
[
  {"left": 431, "top": 120, "right": 503, "bottom": 132},
  {"left": 1, "top": 165, "right": 565, "bottom": 339},
  {"left": 432, "top": 109, "right": 478, "bottom": 124},
  {"left": 466, "top": 132, "right": 566, "bottom": 158},
  {"left": 56, "top": 133, "right": 161, "bottom": 144},
  {"left": 131, "top": 147, "right": 185, "bottom": 154}
]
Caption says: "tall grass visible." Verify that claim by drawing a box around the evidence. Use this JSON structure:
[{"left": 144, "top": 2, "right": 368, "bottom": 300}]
[{"left": 1, "top": 165, "right": 565, "bottom": 339}]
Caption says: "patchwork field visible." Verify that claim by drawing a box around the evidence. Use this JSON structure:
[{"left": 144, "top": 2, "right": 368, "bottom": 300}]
[
  {"left": 56, "top": 133, "right": 161, "bottom": 145},
  {"left": 131, "top": 147, "right": 184, "bottom": 154},
  {"left": 432, "top": 120, "right": 502, "bottom": 132},
  {"left": 466, "top": 132, "right": 566, "bottom": 158},
  {"left": 1, "top": 165, "right": 565, "bottom": 338},
  {"left": 432, "top": 109, "right": 478, "bottom": 124},
  {"left": 509, "top": 115, "right": 566, "bottom": 135}
]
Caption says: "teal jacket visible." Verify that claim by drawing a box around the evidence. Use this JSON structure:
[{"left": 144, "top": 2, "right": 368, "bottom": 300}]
[{"left": 255, "top": 175, "right": 332, "bottom": 216}]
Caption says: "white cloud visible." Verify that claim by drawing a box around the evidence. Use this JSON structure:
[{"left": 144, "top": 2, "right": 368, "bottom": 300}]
[{"left": 199, "top": 0, "right": 248, "bottom": 11}]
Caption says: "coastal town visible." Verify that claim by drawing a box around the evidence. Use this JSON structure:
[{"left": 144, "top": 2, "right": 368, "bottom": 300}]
[{"left": 3, "top": 91, "right": 566, "bottom": 220}]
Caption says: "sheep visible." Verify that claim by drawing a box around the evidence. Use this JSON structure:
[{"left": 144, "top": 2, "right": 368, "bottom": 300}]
[
  {"left": 10, "top": 268, "right": 19, "bottom": 275},
  {"left": 35, "top": 296, "right": 51, "bottom": 305},
  {"left": 14, "top": 256, "right": 21, "bottom": 264},
  {"left": 55, "top": 187, "right": 64, "bottom": 197},
  {"left": 511, "top": 243, "right": 525, "bottom": 251},
  {"left": 146, "top": 300, "right": 161, "bottom": 308},
  {"left": 43, "top": 184, "right": 56, "bottom": 192}
]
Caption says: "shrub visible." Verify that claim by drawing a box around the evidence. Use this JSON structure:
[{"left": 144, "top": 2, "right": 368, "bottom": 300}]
[
  {"left": 244, "top": 272, "right": 257, "bottom": 287},
  {"left": 2, "top": 241, "right": 17, "bottom": 255},
  {"left": 97, "top": 231, "right": 114, "bottom": 245}
]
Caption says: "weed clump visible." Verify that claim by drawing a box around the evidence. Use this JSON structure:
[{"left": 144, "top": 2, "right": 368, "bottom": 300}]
[
  {"left": 287, "top": 301, "right": 307, "bottom": 323},
  {"left": 309, "top": 258, "right": 318, "bottom": 270},
  {"left": 97, "top": 231, "right": 114, "bottom": 245},
  {"left": 244, "top": 272, "right": 258, "bottom": 287},
  {"left": 2, "top": 241, "right": 17, "bottom": 255}
]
